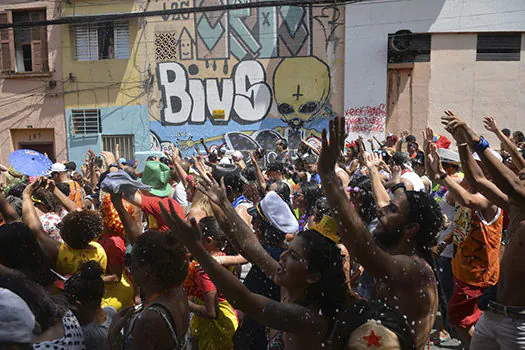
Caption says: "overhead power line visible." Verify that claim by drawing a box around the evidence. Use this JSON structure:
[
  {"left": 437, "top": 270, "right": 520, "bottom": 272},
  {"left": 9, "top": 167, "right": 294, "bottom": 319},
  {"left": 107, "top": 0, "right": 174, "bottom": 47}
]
[{"left": 0, "top": 0, "right": 368, "bottom": 30}]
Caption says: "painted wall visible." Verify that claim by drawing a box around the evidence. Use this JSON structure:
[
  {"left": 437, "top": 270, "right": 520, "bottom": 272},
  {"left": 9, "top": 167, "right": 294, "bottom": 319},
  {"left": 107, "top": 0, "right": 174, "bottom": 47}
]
[
  {"left": 0, "top": 1, "right": 66, "bottom": 167},
  {"left": 143, "top": 0, "right": 345, "bottom": 161},
  {"left": 66, "top": 105, "right": 149, "bottom": 163},
  {"left": 61, "top": 0, "right": 150, "bottom": 166},
  {"left": 345, "top": 0, "right": 525, "bottom": 142}
]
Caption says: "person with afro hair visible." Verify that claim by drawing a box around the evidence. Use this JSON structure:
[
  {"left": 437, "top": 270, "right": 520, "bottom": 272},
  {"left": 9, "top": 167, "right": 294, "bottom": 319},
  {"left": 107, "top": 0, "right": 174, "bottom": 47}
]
[{"left": 22, "top": 177, "right": 107, "bottom": 278}]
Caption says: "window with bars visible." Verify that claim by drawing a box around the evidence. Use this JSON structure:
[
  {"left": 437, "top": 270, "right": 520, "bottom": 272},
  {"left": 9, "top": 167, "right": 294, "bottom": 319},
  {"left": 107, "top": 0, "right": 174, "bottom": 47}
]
[
  {"left": 73, "top": 21, "right": 130, "bottom": 61},
  {"left": 476, "top": 33, "right": 522, "bottom": 61},
  {"left": 0, "top": 9, "right": 48, "bottom": 74},
  {"left": 102, "top": 135, "right": 135, "bottom": 161},
  {"left": 71, "top": 109, "right": 102, "bottom": 135}
]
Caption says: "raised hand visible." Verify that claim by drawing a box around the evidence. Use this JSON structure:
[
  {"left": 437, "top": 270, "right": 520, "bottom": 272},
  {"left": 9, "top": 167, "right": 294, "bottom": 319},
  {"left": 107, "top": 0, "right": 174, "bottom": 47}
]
[
  {"left": 365, "top": 152, "right": 383, "bottom": 170},
  {"left": 198, "top": 175, "right": 229, "bottom": 206},
  {"left": 426, "top": 143, "right": 446, "bottom": 182},
  {"left": 319, "top": 116, "right": 346, "bottom": 175},
  {"left": 391, "top": 165, "right": 402, "bottom": 183},
  {"left": 400, "top": 130, "right": 409, "bottom": 140},
  {"left": 423, "top": 127, "right": 434, "bottom": 155},
  {"left": 101, "top": 151, "right": 116, "bottom": 166},
  {"left": 483, "top": 116, "right": 498, "bottom": 133},
  {"left": 23, "top": 176, "right": 46, "bottom": 195},
  {"left": 159, "top": 200, "right": 202, "bottom": 247}
]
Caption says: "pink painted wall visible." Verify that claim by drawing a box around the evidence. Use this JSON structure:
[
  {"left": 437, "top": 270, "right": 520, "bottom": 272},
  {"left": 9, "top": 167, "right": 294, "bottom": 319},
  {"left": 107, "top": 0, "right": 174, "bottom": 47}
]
[{"left": 0, "top": 1, "right": 66, "bottom": 168}]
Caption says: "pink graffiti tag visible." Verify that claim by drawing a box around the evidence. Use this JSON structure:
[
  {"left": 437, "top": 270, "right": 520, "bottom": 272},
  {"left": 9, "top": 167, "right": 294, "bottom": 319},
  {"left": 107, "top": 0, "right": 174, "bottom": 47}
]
[{"left": 344, "top": 104, "right": 386, "bottom": 133}]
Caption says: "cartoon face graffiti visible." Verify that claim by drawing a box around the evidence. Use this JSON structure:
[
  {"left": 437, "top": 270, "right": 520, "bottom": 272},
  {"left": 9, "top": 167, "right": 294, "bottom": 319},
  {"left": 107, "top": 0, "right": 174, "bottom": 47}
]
[{"left": 273, "top": 57, "right": 330, "bottom": 122}]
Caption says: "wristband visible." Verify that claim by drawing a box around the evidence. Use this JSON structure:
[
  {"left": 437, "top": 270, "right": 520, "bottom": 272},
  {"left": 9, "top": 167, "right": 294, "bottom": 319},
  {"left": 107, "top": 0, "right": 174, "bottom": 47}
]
[
  {"left": 439, "top": 173, "right": 448, "bottom": 180},
  {"left": 471, "top": 137, "right": 490, "bottom": 154}
]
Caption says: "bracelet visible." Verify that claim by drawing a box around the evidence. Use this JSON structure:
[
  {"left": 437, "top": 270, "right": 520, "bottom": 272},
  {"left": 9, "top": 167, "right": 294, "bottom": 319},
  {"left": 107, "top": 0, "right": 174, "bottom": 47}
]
[
  {"left": 439, "top": 173, "right": 448, "bottom": 180},
  {"left": 471, "top": 137, "right": 490, "bottom": 153}
]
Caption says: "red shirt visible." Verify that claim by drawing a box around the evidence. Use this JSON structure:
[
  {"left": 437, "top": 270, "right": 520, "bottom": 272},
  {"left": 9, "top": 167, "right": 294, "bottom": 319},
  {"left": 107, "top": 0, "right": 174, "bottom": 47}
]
[
  {"left": 141, "top": 195, "right": 185, "bottom": 232},
  {"left": 98, "top": 234, "right": 126, "bottom": 266},
  {"left": 184, "top": 258, "right": 226, "bottom": 302}
]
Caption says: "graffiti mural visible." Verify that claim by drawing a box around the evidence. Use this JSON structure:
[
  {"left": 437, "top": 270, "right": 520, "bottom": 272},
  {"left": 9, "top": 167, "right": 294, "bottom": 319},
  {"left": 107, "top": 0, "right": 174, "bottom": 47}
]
[{"left": 148, "top": 0, "right": 345, "bottom": 159}]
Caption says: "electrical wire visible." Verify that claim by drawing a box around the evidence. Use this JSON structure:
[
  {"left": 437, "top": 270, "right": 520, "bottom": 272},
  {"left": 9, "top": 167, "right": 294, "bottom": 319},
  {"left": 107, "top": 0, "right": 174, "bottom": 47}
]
[{"left": 0, "top": 0, "right": 370, "bottom": 29}]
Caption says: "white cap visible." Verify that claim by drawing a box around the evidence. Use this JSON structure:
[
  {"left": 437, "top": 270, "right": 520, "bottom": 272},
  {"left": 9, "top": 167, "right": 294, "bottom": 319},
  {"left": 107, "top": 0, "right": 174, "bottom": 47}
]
[
  {"left": 473, "top": 148, "right": 502, "bottom": 162},
  {"left": 48, "top": 162, "right": 67, "bottom": 174},
  {"left": 438, "top": 148, "right": 460, "bottom": 165},
  {"left": 260, "top": 191, "right": 299, "bottom": 234},
  {"left": 0, "top": 288, "right": 36, "bottom": 344}
]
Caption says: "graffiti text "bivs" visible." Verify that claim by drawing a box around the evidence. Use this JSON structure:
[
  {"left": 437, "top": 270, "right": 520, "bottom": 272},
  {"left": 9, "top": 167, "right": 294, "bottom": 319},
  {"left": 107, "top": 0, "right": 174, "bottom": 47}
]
[{"left": 158, "top": 61, "right": 272, "bottom": 125}]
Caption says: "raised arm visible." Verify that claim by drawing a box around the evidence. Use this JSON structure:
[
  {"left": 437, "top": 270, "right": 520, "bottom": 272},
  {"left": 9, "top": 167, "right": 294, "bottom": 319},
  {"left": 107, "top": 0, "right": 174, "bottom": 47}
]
[
  {"left": 249, "top": 152, "right": 267, "bottom": 192},
  {"left": 50, "top": 180, "right": 79, "bottom": 212},
  {"left": 110, "top": 193, "right": 143, "bottom": 245},
  {"left": 450, "top": 125, "right": 510, "bottom": 211},
  {"left": 159, "top": 203, "right": 326, "bottom": 334},
  {"left": 483, "top": 116, "right": 525, "bottom": 171},
  {"left": 169, "top": 144, "right": 190, "bottom": 189},
  {"left": 200, "top": 138, "right": 211, "bottom": 155},
  {"left": 199, "top": 176, "right": 279, "bottom": 278},
  {"left": 442, "top": 112, "right": 525, "bottom": 206},
  {"left": 318, "top": 117, "right": 411, "bottom": 282},
  {"left": 22, "top": 178, "right": 60, "bottom": 265},
  {"left": 425, "top": 139, "right": 495, "bottom": 216},
  {"left": 364, "top": 152, "right": 391, "bottom": 208}
]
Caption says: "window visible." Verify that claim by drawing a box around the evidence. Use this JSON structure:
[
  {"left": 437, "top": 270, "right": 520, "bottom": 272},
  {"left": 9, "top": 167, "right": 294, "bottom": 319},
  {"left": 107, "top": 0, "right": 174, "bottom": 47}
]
[
  {"left": 0, "top": 9, "right": 48, "bottom": 74},
  {"left": 74, "top": 22, "right": 130, "bottom": 61},
  {"left": 476, "top": 33, "right": 522, "bottom": 61},
  {"left": 388, "top": 32, "right": 431, "bottom": 64},
  {"left": 102, "top": 135, "right": 135, "bottom": 161},
  {"left": 71, "top": 109, "right": 102, "bottom": 135}
]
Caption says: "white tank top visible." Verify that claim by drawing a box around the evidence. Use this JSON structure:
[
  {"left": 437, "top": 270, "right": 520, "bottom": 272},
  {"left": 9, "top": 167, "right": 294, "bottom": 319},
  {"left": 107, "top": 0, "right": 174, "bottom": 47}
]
[{"left": 401, "top": 171, "right": 425, "bottom": 192}]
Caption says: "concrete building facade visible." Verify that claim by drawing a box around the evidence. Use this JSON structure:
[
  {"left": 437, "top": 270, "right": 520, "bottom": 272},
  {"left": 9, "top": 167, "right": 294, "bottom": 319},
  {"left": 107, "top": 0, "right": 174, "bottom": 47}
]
[
  {"left": 345, "top": 0, "right": 525, "bottom": 145},
  {"left": 0, "top": 0, "right": 66, "bottom": 168}
]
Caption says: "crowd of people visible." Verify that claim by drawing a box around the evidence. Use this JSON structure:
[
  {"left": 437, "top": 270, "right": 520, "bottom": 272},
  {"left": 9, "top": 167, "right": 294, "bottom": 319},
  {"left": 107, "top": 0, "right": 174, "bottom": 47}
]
[{"left": 0, "top": 111, "right": 524, "bottom": 350}]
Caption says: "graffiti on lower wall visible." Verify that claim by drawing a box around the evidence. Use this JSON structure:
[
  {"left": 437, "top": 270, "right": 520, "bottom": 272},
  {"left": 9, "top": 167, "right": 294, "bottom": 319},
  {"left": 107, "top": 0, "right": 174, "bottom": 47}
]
[{"left": 149, "top": 0, "right": 346, "bottom": 160}]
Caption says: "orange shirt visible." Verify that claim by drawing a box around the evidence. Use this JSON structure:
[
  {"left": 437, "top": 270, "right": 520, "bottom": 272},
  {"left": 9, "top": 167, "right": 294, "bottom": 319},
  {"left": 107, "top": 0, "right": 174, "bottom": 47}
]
[
  {"left": 452, "top": 208, "right": 502, "bottom": 288},
  {"left": 67, "top": 180, "right": 85, "bottom": 208}
]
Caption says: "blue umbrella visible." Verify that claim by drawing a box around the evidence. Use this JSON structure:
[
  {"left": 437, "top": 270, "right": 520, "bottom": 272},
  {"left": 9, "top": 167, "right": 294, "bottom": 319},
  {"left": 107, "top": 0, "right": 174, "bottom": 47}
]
[{"left": 8, "top": 149, "right": 52, "bottom": 177}]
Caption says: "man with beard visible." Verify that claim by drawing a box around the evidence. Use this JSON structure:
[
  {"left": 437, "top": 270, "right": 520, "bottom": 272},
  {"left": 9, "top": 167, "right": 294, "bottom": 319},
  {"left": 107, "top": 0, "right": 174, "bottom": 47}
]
[{"left": 318, "top": 117, "right": 443, "bottom": 350}]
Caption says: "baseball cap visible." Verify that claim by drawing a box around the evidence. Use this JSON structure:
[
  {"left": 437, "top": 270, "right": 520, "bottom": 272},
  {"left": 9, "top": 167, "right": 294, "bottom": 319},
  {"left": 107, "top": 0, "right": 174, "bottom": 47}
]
[
  {"left": 437, "top": 148, "right": 460, "bottom": 165},
  {"left": 48, "top": 162, "right": 67, "bottom": 174},
  {"left": 0, "top": 287, "right": 36, "bottom": 344}
]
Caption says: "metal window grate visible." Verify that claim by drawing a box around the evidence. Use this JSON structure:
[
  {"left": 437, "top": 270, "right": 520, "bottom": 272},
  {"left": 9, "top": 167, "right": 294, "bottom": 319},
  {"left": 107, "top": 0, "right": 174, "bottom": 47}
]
[
  {"left": 71, "top": 109, "right": 102, "bottom": 135},
  {"left": 102, "top": 135, "right": 135, "bottom": 161},
  {"left": 155, "top": 31, "right": 178, "bottom": 62},
  {"left": 477, "top": 33, "right": 522, "bottom": 61}
]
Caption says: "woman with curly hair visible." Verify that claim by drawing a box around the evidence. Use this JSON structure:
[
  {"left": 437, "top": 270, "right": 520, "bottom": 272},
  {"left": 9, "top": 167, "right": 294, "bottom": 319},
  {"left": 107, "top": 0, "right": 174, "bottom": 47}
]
[
  {"left": 160, "top": 178, "right": 351, "bottom": 349},
  {"left": 22, "top": 177, "right": 107, "bottom": 278}
]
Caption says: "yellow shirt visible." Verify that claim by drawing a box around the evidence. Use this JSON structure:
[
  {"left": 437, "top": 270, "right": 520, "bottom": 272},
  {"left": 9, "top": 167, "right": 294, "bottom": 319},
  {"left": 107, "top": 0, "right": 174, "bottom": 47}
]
[{"left": 56, "top": 242, "right": 107, "bottom": 276}]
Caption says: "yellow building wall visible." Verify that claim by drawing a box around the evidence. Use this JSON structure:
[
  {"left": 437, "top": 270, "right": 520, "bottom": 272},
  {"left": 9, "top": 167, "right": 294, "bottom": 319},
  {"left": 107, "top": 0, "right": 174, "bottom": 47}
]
[{"left": 61, "top": 0, "right": 143, "bottom": 109}]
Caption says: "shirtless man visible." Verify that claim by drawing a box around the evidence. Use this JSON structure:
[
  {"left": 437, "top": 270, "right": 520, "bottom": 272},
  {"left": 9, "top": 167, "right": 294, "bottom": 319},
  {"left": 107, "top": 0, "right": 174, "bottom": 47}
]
[
  {"left": 318, "top": 117, "right": 442, "bottom": 349},
  {"left": 442, "top": 113, "right": 525, "bottom": 349}
]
